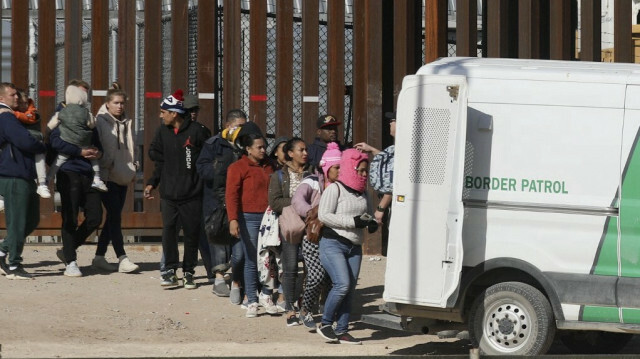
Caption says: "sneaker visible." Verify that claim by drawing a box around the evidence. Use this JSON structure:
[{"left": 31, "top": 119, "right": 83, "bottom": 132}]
[
  {"left": 317, "top": 324, "right": 339, "bottom": 342},
  {"left": 64, "top": 261, "right": 83, "bottom": 277},
  {"left": 92, "top": 255, "right": 117, "bottom": 271},
  {"left": 259, "top": 292, "right": 279, "bottom": 315},
  {"left": 212, "top": 281, "right": 230, "bottom": 297},
  {"left": 183, "top": 272, "right": 196, "bottom": 289},
  {"left": 230, "top": 286, "right": 242, "bottom": 305},
  {"left": 118, "top": 256, "right": 139, "bottom": 273},
  {"left": 160, "top": 269, "right": 178, "bottom": 286},
  {"left": 36, "top": 184, "right": 52, "bottom": 198},
  {"left": 300, "top": 310, "right": 316, "bottom": 330},
  {"left": 276, "top": 300, "right": 287, "bottom": 313},
  {"left": 6, "top": 265, "right": 33, "bottom": 280},
  {"left": 245, "top": 302, "right": 259, "bottom": 318},
  {"left": 240, "top": 300, "right": 249, "bottom": 309},
  {"left": 336, "top": 332, "right": 362, "bottom": 345},
  {"left": 91, "top": 179, "right": 108, "bottom": 192},
  {"left": 55, "top": 248, "right": 66, "bottom": 265},
  {"left": 286, "top": 314, "right": 300, "bottom": 327},
  {"left": 0, "top": 253, "right": 8, "bottom": 275},
  {"left": 0, "top": 198, "right": 4, "bottom": 212}
]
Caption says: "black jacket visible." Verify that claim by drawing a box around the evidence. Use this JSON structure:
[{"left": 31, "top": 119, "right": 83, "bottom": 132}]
[
  {"left": 147, "top": 118, "right": 211, "bottom": 201},
  {"left": 195, "top": 134, "right": 241, "bottom": 216}
]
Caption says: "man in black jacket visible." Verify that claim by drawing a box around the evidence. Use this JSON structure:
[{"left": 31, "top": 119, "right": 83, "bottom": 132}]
[
  {"left": 196, "top": 109, "right": 246, "bottom": 300},
  {"left": 307, "top": 114, "right": 343, "bottom": 168},
  {"left": 144, "top": 89, "right": 211, "bottom": 289},
  {"left": 0, "top": 82, "right": 46, "bottom": 279}
]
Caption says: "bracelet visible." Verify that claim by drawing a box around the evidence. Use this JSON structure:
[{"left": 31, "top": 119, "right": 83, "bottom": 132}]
[{"left": 376, "top": 206, "right": 386, "bottom": 212}]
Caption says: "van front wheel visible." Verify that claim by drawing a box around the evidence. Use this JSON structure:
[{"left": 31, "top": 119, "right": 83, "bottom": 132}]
[{"left": 469, "top": 282, "right": 556, "bottom": 355}]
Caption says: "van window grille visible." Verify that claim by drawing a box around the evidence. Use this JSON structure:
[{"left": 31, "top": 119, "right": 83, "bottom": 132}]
[{"left": 411, "top": 107, "right": 451, "bottom": 185}]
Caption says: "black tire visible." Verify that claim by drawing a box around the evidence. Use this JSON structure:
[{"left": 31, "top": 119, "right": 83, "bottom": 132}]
[
  {"left": 559, "top": 331, "right": 633, "bottom": 354},
  {"left": 468, "top": 281, "right": 556, "bottom": 355}
]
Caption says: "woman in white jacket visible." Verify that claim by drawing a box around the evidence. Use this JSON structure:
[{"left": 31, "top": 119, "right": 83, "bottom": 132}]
[{"left": 91, "top": 84, "right": 139, "bottom": 273}]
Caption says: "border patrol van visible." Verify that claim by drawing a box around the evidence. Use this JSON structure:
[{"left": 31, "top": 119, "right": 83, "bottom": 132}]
[{"left": 383, "top": 57, "right": 640, "bottom": 355}]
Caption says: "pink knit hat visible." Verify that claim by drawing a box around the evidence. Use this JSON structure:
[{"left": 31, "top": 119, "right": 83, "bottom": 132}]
[
  {"left": 338, "top": 148, "right": 369, "bottom": 193},
  {"left": 320, "top": 142, "right": 342, "bottom": 179}
]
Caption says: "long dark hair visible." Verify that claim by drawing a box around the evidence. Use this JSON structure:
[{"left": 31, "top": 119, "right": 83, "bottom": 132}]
[{"left": 283, "top": 137, "right": 305, "bottom": 161}]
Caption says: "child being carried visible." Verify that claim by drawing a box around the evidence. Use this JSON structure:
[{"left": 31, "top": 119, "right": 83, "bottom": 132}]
[{"left": 47, "top": 85, "right": 108, "bottom": 192}]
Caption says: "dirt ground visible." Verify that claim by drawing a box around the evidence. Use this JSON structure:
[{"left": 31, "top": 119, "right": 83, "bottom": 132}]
[{"left": 2, "top": 244, "right": 640, "bottom": 358}]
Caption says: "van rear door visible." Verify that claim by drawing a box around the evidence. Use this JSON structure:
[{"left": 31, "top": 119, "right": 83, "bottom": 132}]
[{"left": 383, "top": 75, "right": 468, "bottom": 308}]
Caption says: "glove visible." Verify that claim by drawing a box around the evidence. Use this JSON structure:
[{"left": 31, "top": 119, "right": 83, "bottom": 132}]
[
  {"left": 353, "top": 215, "right": 368, "bottom": 228},
  {"left": 367, "top": 220, "right": 379, "bottom": 233}
]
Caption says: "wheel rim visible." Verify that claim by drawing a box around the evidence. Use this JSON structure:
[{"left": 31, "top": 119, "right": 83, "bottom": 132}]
[{"left": 483, "top": 299, "right": 532, "bottom": 353}]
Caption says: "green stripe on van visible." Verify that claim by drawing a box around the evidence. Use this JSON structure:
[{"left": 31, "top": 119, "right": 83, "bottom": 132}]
[
  {"left": 582, "top": 306, "right": 620, "bottom": 323},
  {"left": 592, "top": 217, "right": 618, "bottom": 276},
  {"left": 622, "top": 308, "right": 640, "bottom": 323}
]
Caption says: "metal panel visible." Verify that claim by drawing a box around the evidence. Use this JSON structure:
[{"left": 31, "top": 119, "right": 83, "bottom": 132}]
[
  {"left": 487, "top": 0, "right": 515, "bottom": 58},
  {"left": 580, "top": 0, "right": 601, "bottom": 62},
  {"left": 197, "top": 0, "right": 218, "bottom": 133},
  {"left": 91, "top": 0, "right": 109, "bottom": 114},
  {"left": 275, "top": 0, "right": 293, "bottom": 137},
  {"left": 249, "top": 0, "right": 267, "bottom": 130},
  {"left": 172, "top": 0, "right": 189, "bottom": 90},
  {"left": 302, "top": 0, "right": 319, "bottom": 143},
  {"left": 65, "top": 0, "right": 82, "bottom": 84},
  {"left": 549, "top": 0, "right": 572, "bottom": 60},
  {"left": 456, "top": 0, "right": 477, "bottom": 57},
  {"left": 143, "top": 0, "right": 163, "bottom": 213},
  {"left": 223, "top": 0, "right": 242, "bottom": 111},
  {"left": 11, "top": 0, "right": 28, "bottom": 87},
  {"left": 424, "top": 0, "right": 447, "bottom": 63},
  {"left": 327, "top": 0, "right": 344, "bottom": 130},
  {"left": 614, "top": 0, "right": 633, "bottom": 63}
]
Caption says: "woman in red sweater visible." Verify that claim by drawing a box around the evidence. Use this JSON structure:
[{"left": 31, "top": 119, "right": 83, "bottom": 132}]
[{"left": 226, "top": 132, "right": 277, "bottom": 318}]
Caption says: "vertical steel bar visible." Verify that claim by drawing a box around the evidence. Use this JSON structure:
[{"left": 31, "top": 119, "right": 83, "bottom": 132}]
[
  {"left": 11, "top": 0, "right": 28, "bottom": 87},
  {"left": 487, "top": 0, "right": 511, "bottom": 58},
  {"left": 302, "top": 0, "right": 319, "bottom": 143},
  {"left": 614, "top": 0, "right": 633, "bottom": 63},
  {"left": 327, "top": 0, "right": 345, "bottom": 131},
  {"left": 91, "top": 0, "right": 110, "bottom": 114},
  {"left": 353, "top": 0, "right": 366, "bottom": 144},
  {"left": 424, "top": 0, "right": 447, "bottom": 63},
  {"left": 38, "top": 0, "right": 57, "bottom": 216},
  {"left": 276, "top": 0, "right": 293, "bottom": 137},
  {"left": 518, "top": 0, "right": 540, "bottom": 59},
  {"left": 197, "top": 1, "right": 217, "bottom": 133},
  {"left": 581, "top": 0, "right": 601, "bottom": 62},
  {"left": 65, "top": 0, "right": 82, "bottom": 84},
  {"left": 172, "top": 0, "right": 189, "bottom": 91},
  {"left": 223, "top": 0, "right": 242, "bottom": 111},
  {"left": 456, "top": 0, "right": 477, "bottom": 57},
  {"left": 549, "top": 0, "right": 572, "bottom": 60},
  {"left": 249, "top": 0, "right": 267, "bottom": 130},
  {"left": 143, "top": 0, "right": 163, "bottom": 213}
]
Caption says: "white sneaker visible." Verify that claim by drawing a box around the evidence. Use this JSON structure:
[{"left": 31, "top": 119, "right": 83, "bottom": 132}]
[
  {"left": 118, "top": 256, "right": 139, "bottom": 273},
  {"left": 92, "top": 255, "right": 117, "bottom": 271},
  {"left": 91, "top": 179, "right": 108, "bottom": 192},
  {"left": 36, "top": 185, "right": 52, "bottom": 198},
  {"left": 64, "top": 261, "right": 83, "bottom": 277},
  {"left": 0, "top": 198, "right": 4, "bottom": 212},
  {"left": 246, "top": 302, "right": 259, "bottom": 318},
  {"left": 259, "top": 292, "right": 279, "bottom": 315}
]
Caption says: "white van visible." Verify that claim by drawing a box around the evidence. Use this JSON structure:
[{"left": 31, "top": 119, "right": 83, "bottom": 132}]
[{"left": 383, "top": 57, "right": 640, "bottom": 355}]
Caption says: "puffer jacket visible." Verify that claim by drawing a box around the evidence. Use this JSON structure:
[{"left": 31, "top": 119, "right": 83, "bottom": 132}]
[
  {"left": 95, "top": 104, "right": 137, "bottom": 186},
  {"left": 196, "top": 134, "right": 241, "bottom": 217}
]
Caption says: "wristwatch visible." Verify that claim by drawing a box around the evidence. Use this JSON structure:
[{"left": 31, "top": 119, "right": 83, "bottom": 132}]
[{"left": 376, "top": 206, "right": 386, "bottom": 212}]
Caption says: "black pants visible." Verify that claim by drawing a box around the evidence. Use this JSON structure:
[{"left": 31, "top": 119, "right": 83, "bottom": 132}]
[
  {"left": 281, "top": 239, "right": 301, "bottom": 311},
  {"left": 96, "top": 181, "right": 128, "bottom": 257},
  {"left": 161, "top": 197, "right": 202, "bottom": 274},
  {"left": 57, "top": 170, "right": 103, "bottom": 263}
]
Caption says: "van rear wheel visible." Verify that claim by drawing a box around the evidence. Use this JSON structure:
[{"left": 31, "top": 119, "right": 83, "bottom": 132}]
[{"left": 469, "top": 282, "right": 556, "bottom": 355}]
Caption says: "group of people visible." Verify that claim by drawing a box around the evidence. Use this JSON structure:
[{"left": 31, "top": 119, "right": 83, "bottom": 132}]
[{"left": 0, "top": 81, "right": 397, "bottom": 345}]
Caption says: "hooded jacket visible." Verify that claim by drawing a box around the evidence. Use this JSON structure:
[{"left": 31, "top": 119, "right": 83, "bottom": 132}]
[
  {"left": 54, "top": 86, "right": 95, "bottom": 147},
  {"left": 95, "top": 103, "right": 137, "bottom": 186},
  {"left": 196, "top": 133, "right": 241, "bottom": 216},
  {"left": 147, "top": 117, "right": 211, "bottom": 201}
]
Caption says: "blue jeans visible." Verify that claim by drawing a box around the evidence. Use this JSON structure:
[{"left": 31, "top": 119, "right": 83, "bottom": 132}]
[
  {"left": 319, "top": 237, "right": 362, "bottom": 334},
  {"left": 230, "top": 237, "right": 244, "bottom": 284},
  {"left": 239, "top": 212, "right": 271, "bottom": 304},
  {"left": 97, "top": 181, "right": 128, "bottom": 257}
]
